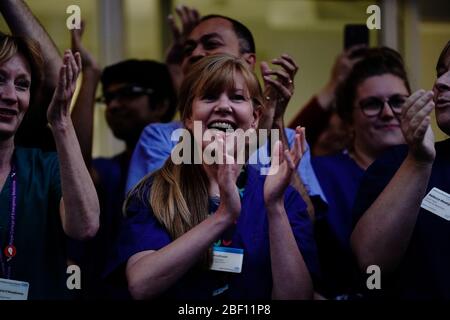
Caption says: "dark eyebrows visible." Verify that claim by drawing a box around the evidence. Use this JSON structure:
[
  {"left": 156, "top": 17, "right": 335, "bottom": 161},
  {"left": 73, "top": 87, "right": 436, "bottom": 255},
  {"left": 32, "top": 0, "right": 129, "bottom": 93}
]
[
  {"left": 185, "top": 32, "right": 224, "bottom": 44},
  {"left": 183, "top": 39, "right": 197, "bottom": 48},
  {"left": 17, "top": 72, "right": 31, "bottom": 81},
  {"left": 183, "top": 33, "right": 224, "bottom": 51},
  {"left": 200, "top": 33, "right": 223, "bottom": 41},
  {"left": 0, "top": 68, "right": 31, "bottom": 81}
]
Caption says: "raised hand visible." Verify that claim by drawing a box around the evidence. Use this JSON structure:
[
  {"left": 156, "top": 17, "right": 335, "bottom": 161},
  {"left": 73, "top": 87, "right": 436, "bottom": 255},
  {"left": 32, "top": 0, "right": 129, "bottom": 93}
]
[
  {"left": 330, "top": 45, "right": 365, "bottom": 86},
  {"left": 401, "top": 90, "right": 436, "bottom": 164},
  {"left": 71, "top": 21, "right": 99, "bottom": 72},
  {"left": 317, "top": 45, "right": 365, "bottom": 109},
  {"left": 214, "top": 134, "right": 242, "bottom": 223},
  {"left": 264, "top": 127, "right": 306, "bottom": 206},
  {"left": 47, "top": 50, "right": 82, "bottom": 129},
  {"left": 260, "top": 54, "right": 299, "bottom": 123},
  {"left": 166, "top": 5, "right": 201, "bottom": 65}
]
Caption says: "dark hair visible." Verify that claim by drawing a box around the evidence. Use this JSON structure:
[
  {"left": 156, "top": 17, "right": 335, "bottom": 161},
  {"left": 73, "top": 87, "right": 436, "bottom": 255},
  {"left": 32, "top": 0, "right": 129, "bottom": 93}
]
[
  {"left": 101, "top": 59, "right": 177, "bottom": 122},
  {"left": 336, "top": 47, "right": 410, "bottom": 124},
  {"left": 200, "top": 15, "right": 255, "bottom": 54},
  {"left": 436, "top": 40, "right": 450, "bottom": 74},
  {"left": 0, "top": 32, "right": 44, "bottom": 108}
]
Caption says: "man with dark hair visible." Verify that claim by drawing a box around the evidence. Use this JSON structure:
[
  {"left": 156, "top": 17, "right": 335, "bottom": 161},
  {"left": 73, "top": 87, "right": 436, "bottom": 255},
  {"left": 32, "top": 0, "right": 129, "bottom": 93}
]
[
  {"left": 126, "top": 7, "right": 326, "bottom": 217},
  {"left": 204, "top": 15, "right": 256, "bottom": 54},
  {"left": 180, "top": 14, "right": 256, "bottom": 73},
  {"left": 100, "top": 59, "right": 177, "bottom": 144}
]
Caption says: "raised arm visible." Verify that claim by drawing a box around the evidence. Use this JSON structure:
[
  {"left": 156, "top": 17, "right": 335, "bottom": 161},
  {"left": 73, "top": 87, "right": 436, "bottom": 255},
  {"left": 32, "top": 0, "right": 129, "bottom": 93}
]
[
  {"left": 126, "top": 136, "right": 241, "bottom": 299},
  {"left": 288, "top": 46, "right": 364, "bottom": 148},
  {"left": 47, "top": 50, "right": 100, "bottom": 240},
  {"left": 70, "top": 22, "right": 102, "bottom": 167},
  {"left": 351, "top": 90, "right": 435, "bottom": 273},
  {"left": 165, "top": 5, "right": 200, "bottom": 93},
  {"left": 260, "top": 54, "right": 298, "bottom": 132},
  {"left": 264, "top": 127, "right": 313, "bottom": 299},
  {"left": 260, "top": 55, "right": 314, "bottom": 219},
  {"left": 0, "top": 0, "right": 61, "bottom": 89}
]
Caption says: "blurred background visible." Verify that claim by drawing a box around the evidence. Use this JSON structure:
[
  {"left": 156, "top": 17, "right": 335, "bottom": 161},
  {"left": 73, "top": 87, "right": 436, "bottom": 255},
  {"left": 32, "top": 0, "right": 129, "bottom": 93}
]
[{"left": 1, "top": 0, "right": 449, "bottom": 157}]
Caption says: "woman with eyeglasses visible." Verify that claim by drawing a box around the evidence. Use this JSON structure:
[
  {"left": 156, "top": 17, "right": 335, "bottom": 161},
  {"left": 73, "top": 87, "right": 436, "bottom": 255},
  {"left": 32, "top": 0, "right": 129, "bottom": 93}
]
[
  {"left": 311, "top": 47, "right": 410, "bottom": 299},
  {"left": 351, "top": 41, "right": 450, "bottom": 299},
  {"left": 0, "top": 32, "right": 99, "bottom": 299}
]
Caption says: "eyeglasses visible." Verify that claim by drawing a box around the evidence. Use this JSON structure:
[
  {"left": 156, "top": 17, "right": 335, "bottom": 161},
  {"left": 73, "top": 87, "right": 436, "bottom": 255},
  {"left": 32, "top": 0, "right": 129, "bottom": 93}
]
[
  {"left": 358, "top": 94, "right": 408, "bottom": 117},
  {"left": 96, "top": 85, "right": 154, "bottom": 104}
]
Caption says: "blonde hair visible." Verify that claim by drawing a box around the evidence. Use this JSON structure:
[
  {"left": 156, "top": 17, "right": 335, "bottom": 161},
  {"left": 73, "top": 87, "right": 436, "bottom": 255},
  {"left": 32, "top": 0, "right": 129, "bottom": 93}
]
[
  {"left": 179, "top": 53, "right": 263, "bottom": 121},
  {"left": 125, "top": 54, "right": 263, "bottom": 266}
]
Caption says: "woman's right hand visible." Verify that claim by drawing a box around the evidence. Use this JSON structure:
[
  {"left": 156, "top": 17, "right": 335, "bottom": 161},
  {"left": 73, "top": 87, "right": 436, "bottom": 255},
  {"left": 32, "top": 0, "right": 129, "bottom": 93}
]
[
  {"left": 215, "top": 134, "right": 241, "bottom": 223},
  {"left": 401, "top": 89, "right": 436, "bottom": 164}
]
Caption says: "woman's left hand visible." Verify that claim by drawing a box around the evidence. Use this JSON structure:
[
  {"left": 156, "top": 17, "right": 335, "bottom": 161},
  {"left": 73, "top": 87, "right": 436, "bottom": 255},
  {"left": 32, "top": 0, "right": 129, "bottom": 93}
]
[
  {"left": 264, "top": 126, "right": 306, "bottom": 206},
  {"left": 47, "top": 50, "right": 82, "bottom": 129}
]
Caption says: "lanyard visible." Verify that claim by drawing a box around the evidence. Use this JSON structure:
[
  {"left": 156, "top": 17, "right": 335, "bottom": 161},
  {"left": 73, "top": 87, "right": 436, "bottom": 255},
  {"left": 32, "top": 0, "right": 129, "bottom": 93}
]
[{"left": 0, "top": 165, "right": 17, "bottom": 279}]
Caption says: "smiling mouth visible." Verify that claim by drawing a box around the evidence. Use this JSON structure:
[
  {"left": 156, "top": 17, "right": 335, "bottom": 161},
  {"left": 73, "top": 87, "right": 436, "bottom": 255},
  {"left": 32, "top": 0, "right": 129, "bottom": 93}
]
[
  {"left": 207, "top": 121, "right": 236, "bottom": 132},
  {"left": 436, "top": 100, "right": 450, "bottom": 108},
  {"left": 379, "top": 124, "right": 400, "bottom": 130},
  {"left": 0, "top": 108, "right": 18, "bottom": 117},
  {"left": 375, "top": 121, "right": 400, "bottom": 128}
]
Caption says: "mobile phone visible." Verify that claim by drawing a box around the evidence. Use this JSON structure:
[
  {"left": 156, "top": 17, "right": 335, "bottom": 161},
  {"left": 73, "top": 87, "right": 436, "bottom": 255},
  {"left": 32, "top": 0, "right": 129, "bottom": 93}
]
[{"left": 344, "top": 24, "right": 369, "bottom": 50}]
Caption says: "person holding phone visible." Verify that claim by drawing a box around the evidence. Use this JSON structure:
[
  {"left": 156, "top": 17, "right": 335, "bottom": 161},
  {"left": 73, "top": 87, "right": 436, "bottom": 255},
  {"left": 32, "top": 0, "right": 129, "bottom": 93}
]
[{"left": 289, "top": 24, "right": 369, "bottom": 156}]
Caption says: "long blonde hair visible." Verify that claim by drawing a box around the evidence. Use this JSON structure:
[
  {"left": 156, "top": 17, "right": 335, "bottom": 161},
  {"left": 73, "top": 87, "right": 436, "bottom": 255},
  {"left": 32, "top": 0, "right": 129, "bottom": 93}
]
[{"left": 125, "top": 54, "right": 263, "bottom": 263}]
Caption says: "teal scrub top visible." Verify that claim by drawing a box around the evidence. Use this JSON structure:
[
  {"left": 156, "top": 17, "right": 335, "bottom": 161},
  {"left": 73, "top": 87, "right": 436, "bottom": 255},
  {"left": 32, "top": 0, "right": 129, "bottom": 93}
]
[{"left": 0, "top": 147, "right": 72, "bottom": 300}]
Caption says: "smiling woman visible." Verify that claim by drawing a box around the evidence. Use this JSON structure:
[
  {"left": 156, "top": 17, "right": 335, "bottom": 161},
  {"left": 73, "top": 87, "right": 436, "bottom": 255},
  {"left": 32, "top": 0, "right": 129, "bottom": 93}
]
[
  {"left": 0, "top": 54, "right": 31, "bottom": 136},
  {"left": 310, "top": 47, "right": 412, "bottom": 299},
  {"left": 0, "top": 33, "right": 99, "bottom": 300},
  {"left": 350, "top": 40, "right": 450, "bottom": 299},
  {"left": 0, "top": 34, "right": 41, "bottom": 140},
  {"left": 105, "top": 54, "right": 319, "bottom": 300}
]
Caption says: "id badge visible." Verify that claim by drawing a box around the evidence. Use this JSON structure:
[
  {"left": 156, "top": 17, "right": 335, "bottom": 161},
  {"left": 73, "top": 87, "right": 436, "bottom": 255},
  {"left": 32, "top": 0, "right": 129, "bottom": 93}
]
[
  {"left": 0, "top": 278, "right": 29, "bottom": 300},
  {"left": 210, "top": 246, "right": 244, "bottom": 273},
  {"left": 421, "top": 187, "right": 450, "bottom": 220}
]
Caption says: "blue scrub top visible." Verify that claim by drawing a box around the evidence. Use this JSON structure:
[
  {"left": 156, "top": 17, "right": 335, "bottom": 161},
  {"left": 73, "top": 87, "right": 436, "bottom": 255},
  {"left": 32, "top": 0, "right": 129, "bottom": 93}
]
[
  {"left": 125, "top": 121, "right": 326, "bottom": 205},
  {"left": 353, "top": 139, "right": 450, "bottom": 299},
  {"left": 106, "top": 166, "right": 320, "bottom": 300},
  {"left": 312, "top": 152, "right": 364, "bottom": 298}
]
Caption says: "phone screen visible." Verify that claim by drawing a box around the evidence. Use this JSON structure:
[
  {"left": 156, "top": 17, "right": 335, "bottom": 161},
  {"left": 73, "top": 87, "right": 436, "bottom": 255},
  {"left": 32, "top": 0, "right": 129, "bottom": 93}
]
[{"left": 344, "top": 24, "right": 369, "bottom": 50}]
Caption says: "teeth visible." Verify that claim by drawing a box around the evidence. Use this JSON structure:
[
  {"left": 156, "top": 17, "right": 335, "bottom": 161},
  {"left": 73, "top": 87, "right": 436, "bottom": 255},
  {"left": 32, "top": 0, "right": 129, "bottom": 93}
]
[
  {"left": 0, "top": 109, "right": 16, "bottom": 116},
  {"left": 208, "top": 122, "right": 234, "bottom": 131}
]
